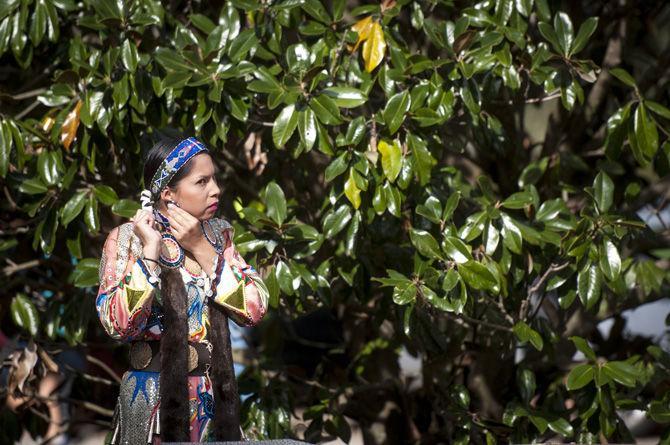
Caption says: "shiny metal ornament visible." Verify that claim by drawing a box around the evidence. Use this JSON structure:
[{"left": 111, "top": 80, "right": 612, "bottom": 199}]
[
  {"left": 187, "top": 344, "right": 198, "bottom": 373},
  {"left": 129, "top": 342, "right": 152, "bottom": 369}
]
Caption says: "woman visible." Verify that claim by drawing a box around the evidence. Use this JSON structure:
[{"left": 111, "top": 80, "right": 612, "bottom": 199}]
[{"left": 96, "top": 133, "right": 269, "bottom": 443}]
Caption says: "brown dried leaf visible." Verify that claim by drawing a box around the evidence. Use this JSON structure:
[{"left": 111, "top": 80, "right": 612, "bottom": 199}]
[{"left": 60, "top": 100, "right": 82, "bottom": 151}]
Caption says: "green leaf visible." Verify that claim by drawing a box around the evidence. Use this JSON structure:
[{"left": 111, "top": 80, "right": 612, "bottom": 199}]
[
  {"left": 93, "top": 184, "right": 119, "bottom": 206},
  {"left": 393, "top": 283, "right": 416, "bottom": 305},
  {"left": 553, "top": 12, "right": 573, "bottom": 55},
  {"left": 646, "top": 100, "right": 670, "bottom": 120},
  {"left": 111, "top": 199, "right": 140, "bottom": 218},
  {"left": 566, "top": 363, "right": 594, "bottom": 390},
  {"left": 409, "top": 229, "right": 444, "bottom": 260},
  {"left": 377, "top": 139, "right": 402, "bottom": 182},
  {"left": 513, "top": 321, "right": 544, "bottom": 351},
  {"left": 593, "top": 170, "right": 614, "bottom": 213},
  {"left": 632, "top": 104, "right": 659, "bottom": 161},
  {"left": 10, "top": 293, "right": 39, "bottom": 336},
  {"left": 442, "top": 192, "right": 460, "bottom": 220},
  {"left": 537, "top": 22, "right": 562, "bottom": 54},
  {"left": 154, "top": 48, "right": 192, "bottom": 72},
  {"left": 442, "top": 236, "right": 473, "bottom": 264},
  {"left": 298, "top": 108, "right": 317, "bottom": 151},
  {"left": 548, "top": 417, "right": 574, "bottom": 437},
  {"left": 570, "top": 17, "right": 598, "bottom": 55},
  {"left": 599, "top": 238, "right": 621, "bottom": 281},
  {"left": 569, "top": 336, "right": 597, "bottom": 361},
  {"left": 20, "top": 177, "right": 48, "bottom": 194},
  {"left": 577, "top": 262, "right": 602, "bottom": 311},
  {"left": 61, "top": 191, "right": 87, "bottom": 227},
  {"left": 459, "top": 261, "right": 499, "bottom": 292},
  {"left": 29, "top": 0, "right": 47, "bottom": 46},
  {"left": 272, "top": 104, "right": 299, "bottom": 148},
  {"left": 0, "top": 119, "right": 11, "bottom": 177},
  {"left": 84, "top": 193, "right": 99, "bottom": 233},
  {"left": 324, "top": 152, "right": 349, "bottom": 182},
  {"left": 383, "top": 90, "right": 411, "bottom": 135},
  {"left": 602, "top": 361, "right": 637, "bottom": 387},
  {"left": 502, "top": 190, "right": 533, "bottom": 209},
  {"left": 265, "top": 181, "right": 287, "bottom": 225},
  {"left": 309, "top": 94, "right": 343, "bottom": 125},
  {"left": 501, "top": 213, "right": 523, "bottom": 254},
  {"left": 228, "top": 28, "right": 258, "bottom": 62},
  {"left": 121, "top": 39, "right": 139, "bottom": 72},
  {"left": 323, "top": 204, "right": 351, "bottom": 238},
  {"left": 609, "top": 68, "right": 636, "bottom": 88},
  {"left": 322, "top": 87, "right": 367, "bottom": 108},
  {"left": 72, "top": 258, "right": 100, "bottom": 287}
]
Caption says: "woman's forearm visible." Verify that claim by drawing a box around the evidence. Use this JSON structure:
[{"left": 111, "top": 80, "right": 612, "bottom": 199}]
[{"left": 143, "top": 242, "right": 161, "bottom": 274}]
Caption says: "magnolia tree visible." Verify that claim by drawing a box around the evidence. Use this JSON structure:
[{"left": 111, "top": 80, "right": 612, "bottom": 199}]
[{"left": 1, "top": 0, "right": 669, "bottom": 443}]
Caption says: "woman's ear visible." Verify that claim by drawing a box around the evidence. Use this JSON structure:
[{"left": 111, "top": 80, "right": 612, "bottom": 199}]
[{"left": 160, "top": 187, "right": 174, "bottom": 203}]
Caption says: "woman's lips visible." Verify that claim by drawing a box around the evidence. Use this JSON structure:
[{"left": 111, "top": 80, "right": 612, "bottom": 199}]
[{"left": 207, "top": 203, "right": 218, "bottom": 211}]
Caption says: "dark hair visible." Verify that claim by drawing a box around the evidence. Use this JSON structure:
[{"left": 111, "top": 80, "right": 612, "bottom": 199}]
[{"left": 142, "top": 129, "right": 208, "bottom": 196}]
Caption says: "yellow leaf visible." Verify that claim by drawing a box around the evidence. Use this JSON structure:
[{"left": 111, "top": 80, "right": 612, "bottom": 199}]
[
  {"left": 362, "top": 21, "right": 386, "bottom": 72},
  {"left": 344, "top": 168, "right": 361, "bottom": 209},
  {"left": 60, "top": 100, "right": 82, "bottom": 151},
  {"left": 351, "top": 16, "right": 373, "bottom": 52}
]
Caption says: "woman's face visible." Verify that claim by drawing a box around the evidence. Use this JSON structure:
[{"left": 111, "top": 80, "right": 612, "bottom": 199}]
[{"left": 160, "top": 153, "right": 221, "bottom": 221}]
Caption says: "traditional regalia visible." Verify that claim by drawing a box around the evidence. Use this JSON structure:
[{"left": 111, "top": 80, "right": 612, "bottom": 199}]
[{"left": 95, "top": 137, "right": 269, "bottom": 443}]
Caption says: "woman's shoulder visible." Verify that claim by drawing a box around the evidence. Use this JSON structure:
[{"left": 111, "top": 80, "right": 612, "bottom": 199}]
[{"left": 209, "top": 217, "right": 233, "bottom": 233}]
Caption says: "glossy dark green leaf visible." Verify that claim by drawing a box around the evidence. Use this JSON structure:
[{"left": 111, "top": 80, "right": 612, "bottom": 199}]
[
  {"left": 309, "top": 94, "right": 343, "bottom": 125},
  {"left": 513, "top": 321, "right": 543, "bottom": 351},
  {"left": 442, "top": 236, "right": 473, "bottom": 264},
  {"left": 566, "top": 363, "right": 594, "bottom": 390},
  {"left": 599, "top": 238, "right": 621, "bottom": 281},
  {"left": 409, "top": 229, "right": 444, "bottom": 260},
  {"left": 323, "top": 204, "right": 351, "bottom": 238},
  {"left": 11, "top": 293, "right": 39, "bottom": 336},
  {"left": 610, "top": 68, "right": 636, "bottom": 88},
  {"left": 459, "top": 260, "right": 499, "bottom": 292},
  {"left": 593, "top": 170, "right": 614, "bottom": 213},
  {"left": 61, "top": 191, "right": 87, "bottom": 227},
  {"left": 577, "top": 262, "right": 602, "bottom": 311},
  {"left": 322, "top": 87, "right": 367, "bottom": 108},
  {"left": 569, "top": 336, "right": 597, "bottom": 361},
  {"left": 553, "top": 12, "right": 573, "bottom": 55},
  {"left": 298, "top": 108, "right": 317, "bottom": 151},
  {"left": 383, "top": 90, "right": 411, "bottom": 135},
  {"left": 324, "top": 152, "right": 349, "bottom": 182},
  {"left": 93, "top": 184, "right": 119, "bottom": 206},
  {"left": 121, "top": 39, "right": 139, "bottom": 72},
  {"left": 602, "top": 361, "right": 637, "bottom": 387},
  {"left": 265, "top": 181, "right": 287, "bottom": 225},
  {"left": 570, "top": 17, "right": 598, "bottom": 55},
  {"left": 111, "top": 199, "right": 140, "bottom": 218},
  {"left": 272, "top": 104, "right": 299, "bottom": 148}
]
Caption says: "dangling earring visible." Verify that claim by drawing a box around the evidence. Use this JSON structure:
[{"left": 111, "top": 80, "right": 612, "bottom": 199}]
[{"left": 201, "top": 220, "right": 224, "bottom": 255}]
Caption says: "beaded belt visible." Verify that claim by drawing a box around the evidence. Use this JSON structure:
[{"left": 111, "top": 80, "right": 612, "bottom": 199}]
[{"left": 129, "top": 341, "right": 211, "bottom": 375}]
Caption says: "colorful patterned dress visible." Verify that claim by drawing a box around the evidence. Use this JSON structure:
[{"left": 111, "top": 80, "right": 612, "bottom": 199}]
[{"left": 96, "top": 217, "right": 268, "bottom": 444}]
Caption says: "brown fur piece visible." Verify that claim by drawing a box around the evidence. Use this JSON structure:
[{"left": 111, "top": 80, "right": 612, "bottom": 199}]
[
  {"left": 159, "top": 267, "right": 190, "bottom": 441},
  {"left": 208, "top": 303, "right": 241, "bottom": 440}
]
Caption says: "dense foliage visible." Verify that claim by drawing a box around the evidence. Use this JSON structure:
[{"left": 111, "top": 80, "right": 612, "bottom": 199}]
[{"left": 1, "top": 0, "right": 669, "bottom": 443}]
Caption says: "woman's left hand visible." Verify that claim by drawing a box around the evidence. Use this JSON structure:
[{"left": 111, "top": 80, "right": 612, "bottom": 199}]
[{"left": 165, "top": 203, "right": 207, "bottom": 253}]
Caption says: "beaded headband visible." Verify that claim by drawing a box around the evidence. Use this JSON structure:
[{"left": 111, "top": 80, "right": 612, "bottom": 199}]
[{"left": 150, "top": 137, "right": 209, "bottom": 197}]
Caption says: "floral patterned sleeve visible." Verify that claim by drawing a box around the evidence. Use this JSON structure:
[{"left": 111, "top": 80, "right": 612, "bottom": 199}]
[
  {"left": 96, "top": 223, "right": 159, "bottom": 342},
  {"left": 210, "top": 225, "right": 269, "bottom": 327}
]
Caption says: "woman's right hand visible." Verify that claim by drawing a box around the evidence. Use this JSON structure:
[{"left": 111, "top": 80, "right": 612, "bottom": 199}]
[{"left": 130, "top": 209, "right": 162, "bottom": 248}]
